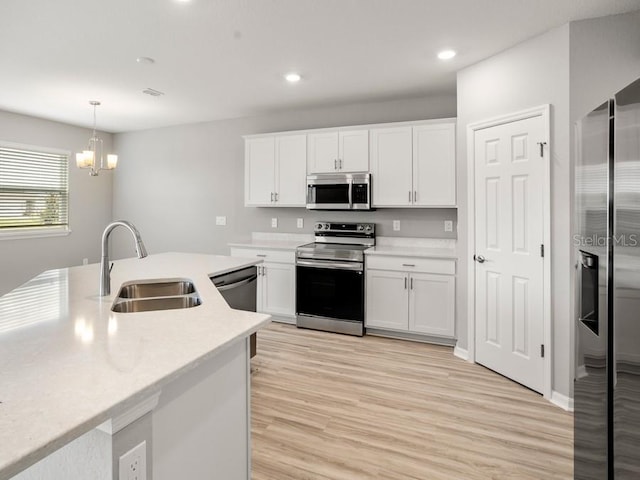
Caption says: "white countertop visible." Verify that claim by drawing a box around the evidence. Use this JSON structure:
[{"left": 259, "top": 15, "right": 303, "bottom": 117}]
[
  {"left": 228, "top": 232, "right": 313, "bottom": 251},
  {"left": 365, "top": 237, "right": 458, "bottom": 259},
  {"left": 0, "top": 252, "right": 270, "bottom": 479}
]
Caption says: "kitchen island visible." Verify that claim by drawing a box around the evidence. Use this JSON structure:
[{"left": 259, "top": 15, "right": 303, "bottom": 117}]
[{"left": 0, "top": 252, "right": 270, "bottom": 480}]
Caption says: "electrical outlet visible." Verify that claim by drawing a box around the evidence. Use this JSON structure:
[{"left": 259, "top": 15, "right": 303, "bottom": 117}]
[
  {"left": 215, "top": 216, "right": 227, "bottom": 226},
  {"left": 271, "top": 218, "right": 278, "bottom": 228},
  {"left": 296, "top": 218, "right": 304, "bottom": 229},
  {"left": 119, "top": 441, "right": 146, "bottom": 480},
  {"left": 393, "top": 220, "right": 401, "bottom": 231},
  {"left": 82, "top": 258, "right": 88, "bottom": 266},
  {"left": 444, "top": 220, "right": 453, "bottom": 232}
]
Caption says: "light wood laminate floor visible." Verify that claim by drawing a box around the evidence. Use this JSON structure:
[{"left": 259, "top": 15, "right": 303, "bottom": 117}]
[{"left": 251, "top": 323, "right": 573, "bottom": 480}]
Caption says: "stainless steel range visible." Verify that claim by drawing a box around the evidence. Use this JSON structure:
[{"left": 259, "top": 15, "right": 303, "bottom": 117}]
[{"left": 296, "top": 221, "right": 375, "bottom": 336}]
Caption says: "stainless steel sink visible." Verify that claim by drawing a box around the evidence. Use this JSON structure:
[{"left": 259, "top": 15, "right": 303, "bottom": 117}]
[
  {"left": 112, "top": 295, "right": 201, "bottom": 313},
  {"left": 111, "top": 278, "right": 201, "bottom": 313},
  {"left": 117, "top": 279, "right": 196, "bottom": 298}
]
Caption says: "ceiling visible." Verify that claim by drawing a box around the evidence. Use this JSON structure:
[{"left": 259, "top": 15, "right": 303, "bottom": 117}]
[{"left": 1, "top": 0, "right": 639, "bottom": 133}]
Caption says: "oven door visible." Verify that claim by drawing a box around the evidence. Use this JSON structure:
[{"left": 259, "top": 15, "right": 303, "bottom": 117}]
[{"left": 296, "top": 259, "right": 364, "bottom": 322}]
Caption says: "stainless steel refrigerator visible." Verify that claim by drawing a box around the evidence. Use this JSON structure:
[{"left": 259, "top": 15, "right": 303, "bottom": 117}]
[{"left": 575, "top": 78, "right": 640, "bottom": 479}]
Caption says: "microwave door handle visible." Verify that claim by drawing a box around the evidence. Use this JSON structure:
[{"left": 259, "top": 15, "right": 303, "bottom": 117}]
[{"left": 348, "top": 179, "right": 353, "bottom": 208}]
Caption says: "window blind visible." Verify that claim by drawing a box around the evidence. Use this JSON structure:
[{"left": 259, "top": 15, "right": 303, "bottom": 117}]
[{"left": 0, "top": 144, "right": 69, "bottom": 230}]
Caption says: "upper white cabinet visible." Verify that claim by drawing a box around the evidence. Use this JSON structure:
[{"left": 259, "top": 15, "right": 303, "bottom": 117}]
[
  {"left": 244, "top": 118, "right": 456, "bottom": 208},
  {"left": 370, "top": 120, "right": 456, "bottom": 207},
  {"left": 245, "top": 134, "right": 306, "bottom": 207},
  {"left": 413, "top": 123, "right": 456, "bottom": 206},
  {"left": 307, "top": 129, "right": 369, "bottom": 173}
]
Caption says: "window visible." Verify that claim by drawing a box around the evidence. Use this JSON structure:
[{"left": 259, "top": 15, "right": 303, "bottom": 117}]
[{"left": 0, "top": 142, "right": 69, "bottom": 236}]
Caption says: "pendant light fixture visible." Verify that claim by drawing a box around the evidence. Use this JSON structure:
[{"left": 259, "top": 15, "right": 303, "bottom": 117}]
[{"left": 76, "top": 101, "right": 117, "bottom": 176}]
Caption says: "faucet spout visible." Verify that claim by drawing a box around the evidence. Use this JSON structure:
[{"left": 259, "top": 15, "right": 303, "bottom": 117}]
[{"left": 100, "top": 220, "right": 148, "bottom": 296}]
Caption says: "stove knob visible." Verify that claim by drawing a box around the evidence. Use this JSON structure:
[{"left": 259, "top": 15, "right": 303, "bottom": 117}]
[
  {"left": 357, "top": 225, "right": 364, "bottom": 231},
  {"left": 324, "top": 223, "right": 330, "bottom": 230},
  {"left": 365, "top": 225, "right": 372, "bottom": 231},
  {"left": 315, "top": 222, "right": 323, "bottom": 230}
]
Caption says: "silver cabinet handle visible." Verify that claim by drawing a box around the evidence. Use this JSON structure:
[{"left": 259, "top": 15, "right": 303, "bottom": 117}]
[
  {"left": 404, "top": 277, "right": 407, "bottom": 290},
  {"left": 414, "top": 191, "right": 417, "bottom": 202},
  {"left": 339, "top": 159, "right": 343, "bottom": 169},
  {"left": 410, "top": 278, "right": 414, "bottom": 290},
  {"left": 256, "top": 254, "right": 267, "bottom": 257},
  {"left": 408, "top": 190, "right": 412, "bottom": 202},
  {"left": 275, "top": 192, "right": 279, "bottom": 202},
  {"left": 474, "top": 255, "right": 486, "bottom": 263},
  {"left": 334, "top": 159, "right": 338, "bottom": 170},
  {"left": 270, "top": 192, "right": 274, "bottom": 202},
  {"left": 402, "top": 263, "right": 415, "bottom": 267}
]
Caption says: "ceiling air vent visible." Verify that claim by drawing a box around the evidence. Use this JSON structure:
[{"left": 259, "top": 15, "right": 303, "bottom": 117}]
[{"left": 142, "top": 88, "right": 164, "bottom": 97}]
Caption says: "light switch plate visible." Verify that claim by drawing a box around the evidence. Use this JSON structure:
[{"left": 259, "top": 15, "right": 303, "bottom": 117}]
[
  {"left": 215, "top": 216, "right": 227, "bottom": 226},
  {"left": 271, "top": 218, "right": 278, "bottom": 228},
  {"left": 444, "top": 220, "right": 453, "bottom": 232},
  {"left": 297, "top": 218, "right": 304, "bottom": 229},
  {"left": 119, "top": 441, "right": 146, "bottom": 480},
  {"left": 393, "top": 220, "right": 401, "bottom": 231}
]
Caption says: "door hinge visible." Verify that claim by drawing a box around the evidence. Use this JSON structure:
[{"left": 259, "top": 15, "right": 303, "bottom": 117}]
[
  {"left": 540, "top": 244, "right": 544, "bottom": 258},
  {"left": 537, "top": 141, "right": 547, "bottom": 157},
  {"left": 540, "top": 344, "right": 545, "bottom": 358}
]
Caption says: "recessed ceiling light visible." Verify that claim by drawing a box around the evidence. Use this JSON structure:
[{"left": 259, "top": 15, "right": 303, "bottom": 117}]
[
  {"left": 284, "top": 72, "right": 301, "bottom": 83},
  {"left": 136, "top": 57, "right": 155, "bottom": 65},
  {"left": 437, "top": 50, "right": 456, "bottom": 60}
]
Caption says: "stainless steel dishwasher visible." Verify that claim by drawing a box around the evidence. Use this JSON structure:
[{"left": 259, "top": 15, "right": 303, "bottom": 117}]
[{"left": 211, "top": 266, "right": 258, "bottom": 358}]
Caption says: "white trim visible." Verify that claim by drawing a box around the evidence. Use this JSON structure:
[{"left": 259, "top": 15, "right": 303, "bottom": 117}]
[
  {"left": 0, "top": 140, "right": 71, "bottom": 157},
  {"left": 453, "top": 345, "right": 469, "bottom": 361},
  {"left": 466, "top": 105, "right": 552, "bottom": 400},
  {"left": 0, "top": 226, "right": 71, "bottom": 241},
  {"left": 97, "top": 392, "right": 161, "bottom": 435},
  {"left": 550, "top": 390, "right": 574, "bottom": 412}
]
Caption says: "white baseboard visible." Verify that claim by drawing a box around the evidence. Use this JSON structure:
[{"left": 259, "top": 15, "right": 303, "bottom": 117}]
[
  {"left": 550, "top": 390, "right": 574, "bottom": 412},
  {"left": 453, "top": 345, "right": 469, "bottom": 361}
]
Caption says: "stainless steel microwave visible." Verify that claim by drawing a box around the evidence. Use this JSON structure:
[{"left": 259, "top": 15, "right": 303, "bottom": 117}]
[{"left": 306, "top": 173, "right": 372, "bottom": 210}]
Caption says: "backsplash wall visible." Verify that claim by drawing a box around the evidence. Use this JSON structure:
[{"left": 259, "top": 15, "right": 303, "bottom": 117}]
[{"left": 111, "top": 93, "right": 457, "bottom": 258}]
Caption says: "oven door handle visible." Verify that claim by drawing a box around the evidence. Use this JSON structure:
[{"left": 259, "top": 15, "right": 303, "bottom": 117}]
[{"left": 297, "top": 259, "right": 363, "bottom": 272}]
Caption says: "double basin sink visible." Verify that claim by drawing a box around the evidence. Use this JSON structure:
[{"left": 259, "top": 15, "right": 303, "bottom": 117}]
[{"left": 111, "top": 278, "right": 202, "bottom": 313}]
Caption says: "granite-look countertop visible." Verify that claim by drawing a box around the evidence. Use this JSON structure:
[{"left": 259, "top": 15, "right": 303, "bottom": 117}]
[
  {"left": 228, "top": 232, "right": 313, "bottom": 251},
  {"left": 0, "top": 252, "right": 270, "bottom": 479}
]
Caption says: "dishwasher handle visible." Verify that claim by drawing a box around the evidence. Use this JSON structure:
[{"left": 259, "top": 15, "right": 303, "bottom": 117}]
[{"left": 215, "top": 274, "right": 257, "bottom": 292}]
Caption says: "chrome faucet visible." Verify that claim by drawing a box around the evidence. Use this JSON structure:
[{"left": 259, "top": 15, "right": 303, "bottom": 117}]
[{"left": 100, "top": 220, "right": 148, "bottom": 296}]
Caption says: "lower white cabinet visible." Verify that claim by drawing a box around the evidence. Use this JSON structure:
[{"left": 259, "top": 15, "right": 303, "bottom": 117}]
[
  {"left": 229, "top": 247, "right": 296, "bottom": 323},
  {"left": 366, "top": 255, "right": 455, "bottom": 338},
  {"left": 258, "top": 262, "right": 295, "bottom": 319}
]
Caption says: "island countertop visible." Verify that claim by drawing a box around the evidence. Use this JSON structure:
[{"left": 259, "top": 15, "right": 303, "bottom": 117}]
[{"left": 0, "top": 252, "right": 270, "bottom": 480}]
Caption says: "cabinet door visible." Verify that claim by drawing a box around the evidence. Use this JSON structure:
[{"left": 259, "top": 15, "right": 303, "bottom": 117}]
[
  {"left": 413, "top": 123, "right": 456, "bottom": 206},
  {"left": 275, "top": 134, "right": 307, "bottom": 206},
  {"left": 261, "top": 262, "right": 295, "bottom": 317},
  {"left": 408, "top": 273, "right": 455, "bottom": 337},
  {"left": 307, "top": 132, "right": 339, "bottom": 173},
  {"left": 369, "top": 126, "right": 413, "bottom": 207},
  {"left": 338, "top": 129, "right": 369, "bottom": 172},
  {"left": 365, "top": 269, "right": 409, "bottom": 330},
  {"left": 245, "top": 137, "right": 275, "bottom": 206}
]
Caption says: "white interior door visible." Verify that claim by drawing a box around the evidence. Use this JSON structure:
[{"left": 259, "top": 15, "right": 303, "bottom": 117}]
[{"left": 474, "top": 115, "right": 545, "bottom": 393}]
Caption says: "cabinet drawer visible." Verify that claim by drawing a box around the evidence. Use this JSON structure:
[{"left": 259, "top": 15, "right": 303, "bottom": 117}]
[
  {"left": 230, "top": 247, "right": 295, "bottom": 264},
  {"left": 366, "top": 255, "right": 455, "bottom": 275}
]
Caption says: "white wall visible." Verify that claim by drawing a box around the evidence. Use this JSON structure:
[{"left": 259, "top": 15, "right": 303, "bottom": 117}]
[
  {"left": 456, "top": 25, "right": 572, "bottom": 397},
  {"left": 0, "top": 111, "right": 114, "bottom": 295},
  {"left": 111, "top": 94, "right": 457, "bottom": 258}
]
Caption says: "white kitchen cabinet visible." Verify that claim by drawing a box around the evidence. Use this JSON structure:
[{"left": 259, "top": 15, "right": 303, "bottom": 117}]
[
  {"left": 307, "top": 129, "right": 368, "bottom": 173},
  {"left": 244, "top": 134, "right": 306, "bottom": 207},
  {"left": 412, "top": 123, "right": 456, "bottom": 206},
  {"left": 365, "top": 255, "right": 455, "bottom": 339},
  {"left": 369, "top": 126, "right": 413, "bottom": 206},
  {"left": 229, "top": 247, "right": 296, "bottom": 323},
  {"left": 370, "top": 120, "right": 456, "bottom": 207}
]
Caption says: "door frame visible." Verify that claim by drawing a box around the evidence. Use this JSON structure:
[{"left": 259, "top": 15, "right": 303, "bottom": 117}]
[{"left": 466, "top": 104, "right": 552, "bottom": 400}]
